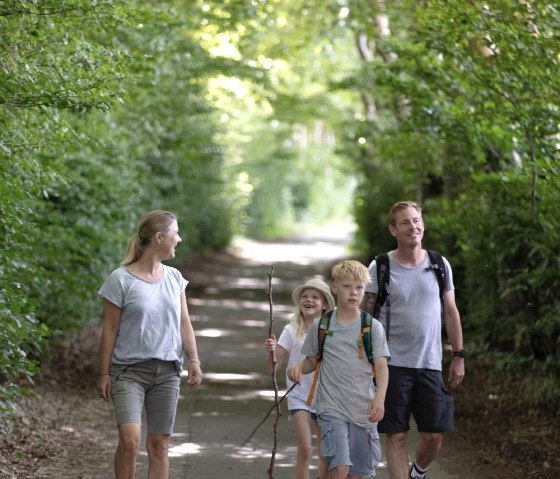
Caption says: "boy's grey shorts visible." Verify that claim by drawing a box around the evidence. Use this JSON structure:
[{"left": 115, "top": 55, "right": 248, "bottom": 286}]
[
  {"left": 111, "top": 359, "right": 181, "bottom": 435},
  {"left": 318, "top": 414, "right": 381, "bottom": 477}
]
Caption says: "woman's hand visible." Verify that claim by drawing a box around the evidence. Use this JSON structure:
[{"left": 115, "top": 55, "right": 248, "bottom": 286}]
[
  {"left": 97, "top": 374, "right": 112, "bottom": 402},
  {"left": 186, "top": 361, "right": 203, "bottom": 389}
]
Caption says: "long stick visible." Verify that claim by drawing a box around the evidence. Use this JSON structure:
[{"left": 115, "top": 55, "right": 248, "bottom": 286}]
[
  {"left": 240, "top": 383, "right": 297, "bottom": 447},
  {"left": 266, "top": 267, "right": 280, "bottom": 479}
]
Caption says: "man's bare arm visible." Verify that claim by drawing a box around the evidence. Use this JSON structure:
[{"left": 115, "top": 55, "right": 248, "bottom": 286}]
[{"left": 361, "top": 292, "right": 377, "bottom": 316}]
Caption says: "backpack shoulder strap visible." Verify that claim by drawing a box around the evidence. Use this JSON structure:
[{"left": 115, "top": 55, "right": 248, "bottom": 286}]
[
  {"left": 373, "top": 253, "right": 390, "bottom": 319},
  {"left": 317, "top": 310, "right": 334, "bottom": 362},
  {"left": 359, "top": 311, "right": 373, "bottom": 364},
  {"left": 426, "top": 250, "right": 446, "bottom": 304},
  {"left": 307, "top": 310, "right": 334, "bottom": 406},
  {"left": 359, "top": 311, "right": 377, "bottom": 379}
]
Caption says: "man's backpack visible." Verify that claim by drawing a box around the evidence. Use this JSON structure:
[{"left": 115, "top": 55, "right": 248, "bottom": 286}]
[
  {"left": 306, "top": 309, "right": 375, "bottom": 406},
  {"left": 373, "top": 250, "right": 446, "bottom": 341}
]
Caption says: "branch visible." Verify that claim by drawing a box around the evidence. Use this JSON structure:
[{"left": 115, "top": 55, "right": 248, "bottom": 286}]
[{"left": 240, "top": 383, "right": 297, "bottom": 448}]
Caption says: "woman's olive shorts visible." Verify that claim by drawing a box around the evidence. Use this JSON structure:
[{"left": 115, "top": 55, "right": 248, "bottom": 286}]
[{"left": 111, "top": 359, "right": 181, "bottom": 435}]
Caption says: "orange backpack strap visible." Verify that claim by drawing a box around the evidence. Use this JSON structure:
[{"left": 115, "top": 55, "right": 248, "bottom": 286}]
[{"left": 306, "top": 311, "right": 333, "bottom": 406}]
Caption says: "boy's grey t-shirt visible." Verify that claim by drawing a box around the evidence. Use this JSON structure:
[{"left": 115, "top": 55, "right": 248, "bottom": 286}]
[
  {"left": 301, "top": 310, "right": 390, "bottom": 428},
  {"left": 365, "top": 250, "right": 454, "bottom": 370},
  {"left": 98, "top": 265, "right": 188, "bottom": 368}
]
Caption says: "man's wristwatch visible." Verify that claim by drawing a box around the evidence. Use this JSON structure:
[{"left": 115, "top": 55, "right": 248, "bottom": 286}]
[{"left": 452, "top": 349, "right": 465, "bottom": 358}]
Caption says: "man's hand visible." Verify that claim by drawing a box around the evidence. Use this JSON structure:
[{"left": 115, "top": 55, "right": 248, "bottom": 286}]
[{"left": 448, "top": 357, "right": 465, "bottom": 389}]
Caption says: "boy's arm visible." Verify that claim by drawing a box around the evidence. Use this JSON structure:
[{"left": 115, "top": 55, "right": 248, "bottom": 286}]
[
  {"left": 367, "top": 356, "right": 388, "bottom": 422},
  {"left": 287, "top": 356, "right": 317, "bottom": 384}
]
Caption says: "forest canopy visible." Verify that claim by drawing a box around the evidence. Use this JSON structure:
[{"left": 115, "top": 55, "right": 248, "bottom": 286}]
[{"left": 1, "top": 0, "right": 558, "bottom": 419}]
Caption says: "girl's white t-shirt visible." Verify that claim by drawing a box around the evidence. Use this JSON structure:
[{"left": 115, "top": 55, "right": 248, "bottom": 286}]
[{"left": 277, "top": 323, "right": 317, "bottom": 412}]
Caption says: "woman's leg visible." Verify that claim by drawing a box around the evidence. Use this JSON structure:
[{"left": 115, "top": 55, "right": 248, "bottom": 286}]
[
  {"left": 114, "top": 423, "right": 141, "bottom": 479},
  {"left": 146, "top": 433, "right": 171, "bottom": 479}
]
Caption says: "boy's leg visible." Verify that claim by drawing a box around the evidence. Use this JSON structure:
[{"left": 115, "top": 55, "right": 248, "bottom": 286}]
[
  {"left": 317, "top": 415, "right": 352, "bottom": 477},
  {"left": 311, "top": 416, "right": 329, "bottom": 479},
  {"left": 330, "top": 465, "right": 350, "bottom": 479},
  {"left": 347, "top": 422, "right": 380, "bottom": 479}
]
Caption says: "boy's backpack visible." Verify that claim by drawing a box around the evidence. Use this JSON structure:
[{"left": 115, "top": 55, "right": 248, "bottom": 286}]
[
  {"left": 306, "top": 309, "right": 375, "bottom": 406},
  {"left": 373, "top": 250, "right": 446, "bottom": 340}
]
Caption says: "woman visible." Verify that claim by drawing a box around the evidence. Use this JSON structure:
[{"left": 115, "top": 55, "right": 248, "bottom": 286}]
[{"left": 97, "top": 210, "right": 202, "bottom": 479}]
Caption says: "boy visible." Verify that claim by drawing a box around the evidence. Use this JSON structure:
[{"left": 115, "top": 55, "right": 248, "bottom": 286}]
[{"left": 288, "top": 260, "right": 390, "bottom": 479}]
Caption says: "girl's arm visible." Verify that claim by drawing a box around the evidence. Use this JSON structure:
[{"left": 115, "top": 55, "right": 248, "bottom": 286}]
[{"left": 264, "top": 334, "right": 288, "bottom": 373}]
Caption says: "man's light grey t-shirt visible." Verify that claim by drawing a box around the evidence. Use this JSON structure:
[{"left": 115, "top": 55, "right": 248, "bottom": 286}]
[{"left": 365, "top": 250, "right": 454, "bottom": 370}]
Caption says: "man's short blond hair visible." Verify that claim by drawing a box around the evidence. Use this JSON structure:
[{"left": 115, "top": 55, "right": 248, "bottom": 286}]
[{"left": 332, "top": 260, "right": 371, "bottom": 284}]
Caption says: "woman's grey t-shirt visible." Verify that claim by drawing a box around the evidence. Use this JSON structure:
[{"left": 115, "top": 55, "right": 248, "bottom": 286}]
[
  {"left": 98, "top": 265, "right": 188, "bottom": 367},
  {"left": 301, "top": 310, "right": 390, "bottom": 428},
  {"left": 365, "top": 250, "right": 454, "bottom": 370}
]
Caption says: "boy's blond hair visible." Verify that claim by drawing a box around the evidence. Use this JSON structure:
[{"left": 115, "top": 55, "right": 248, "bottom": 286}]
[{"left": 331, "top": 260, "right": 371, "bottom": 284}]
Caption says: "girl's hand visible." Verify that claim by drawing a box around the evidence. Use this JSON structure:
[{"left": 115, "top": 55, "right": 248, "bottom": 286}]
[{"left": 264, "top": 334, "right": 277, "bottom": 352}]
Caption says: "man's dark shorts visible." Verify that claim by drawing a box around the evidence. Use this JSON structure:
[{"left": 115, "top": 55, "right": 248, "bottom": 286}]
[{"left": 378, "top": 365, "right": 454, "bottom": 433}]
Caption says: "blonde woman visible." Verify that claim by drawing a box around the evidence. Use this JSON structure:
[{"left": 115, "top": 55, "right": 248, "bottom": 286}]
[
  {"left": 264, "top": 278, "right": 335, "bottom": 479},
  {"left": 97, "top": 210, "right": 202, "bottom": 479}
]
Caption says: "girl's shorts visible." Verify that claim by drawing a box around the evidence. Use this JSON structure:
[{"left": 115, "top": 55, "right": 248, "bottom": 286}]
[{"left": 111, "top": 359, "right": 181, "bottom": 435}]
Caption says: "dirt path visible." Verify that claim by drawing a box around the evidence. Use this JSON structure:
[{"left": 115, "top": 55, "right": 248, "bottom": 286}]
[
  {"left": 141, "top": 235, "right": 459, "bottom": 478},
  {"left": 3, "top": 233, "right": 521, "bottom": 478}
]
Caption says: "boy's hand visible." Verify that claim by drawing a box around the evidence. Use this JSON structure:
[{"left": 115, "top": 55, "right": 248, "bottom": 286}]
[
  {"left": 264, "top": 334, "right": 277, "bottom": 352},
  {"left": 287, "top": 364, "right": 302, "bottom": 384},
  {"left": 367, "top": 398, "right": 385, "bottom": 422}
]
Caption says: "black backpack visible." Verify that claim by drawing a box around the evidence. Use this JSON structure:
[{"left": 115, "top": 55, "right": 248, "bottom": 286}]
[{"left": 373, "top": 250, "right": 446, "bottom": 341}]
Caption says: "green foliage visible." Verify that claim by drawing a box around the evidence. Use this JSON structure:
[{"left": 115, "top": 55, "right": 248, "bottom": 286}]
[
  {"left": 0, "top": 0, "right": 236, "bottom": 420},
  {"left": 1, "top": 0, "right": 559, "bottom": 424},
  {"left": 337, "top": 0, "right": 560, "bottom": 369}
]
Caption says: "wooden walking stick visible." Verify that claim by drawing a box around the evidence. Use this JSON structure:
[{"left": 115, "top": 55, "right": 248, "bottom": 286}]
[{"left": 266, "top": 266, "right": 280, "bottom": 479}]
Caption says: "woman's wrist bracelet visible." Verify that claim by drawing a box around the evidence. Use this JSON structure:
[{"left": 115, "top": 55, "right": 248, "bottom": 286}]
[
  {"left": 98, "top": 373, "right": 110, "bottom": 376},
  {"left": 188, "top": 359, "right": 201, "bottom": 364}
]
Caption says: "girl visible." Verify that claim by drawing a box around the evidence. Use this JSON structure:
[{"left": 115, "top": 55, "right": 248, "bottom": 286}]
[{"left": 264, "top": 278, "right": 335, "bottom": 479}]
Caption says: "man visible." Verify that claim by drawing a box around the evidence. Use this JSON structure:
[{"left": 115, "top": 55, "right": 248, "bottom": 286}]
[{"left": 361, "top": 201, "right": 465, "bottom": 479}]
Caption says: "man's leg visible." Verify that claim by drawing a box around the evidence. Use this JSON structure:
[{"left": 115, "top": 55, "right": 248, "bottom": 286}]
[
  {"left": 146, "top": 433, "right": 171, "bottom": 479},
  {"left": 114, "top": 423, "right": 141, "bottom": 479},
  {"left": 414, "top": 432, "right": 442, "bottom": 470},
  {"left": 386, "top": 431, "right": 409, "bottom": 479}
]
